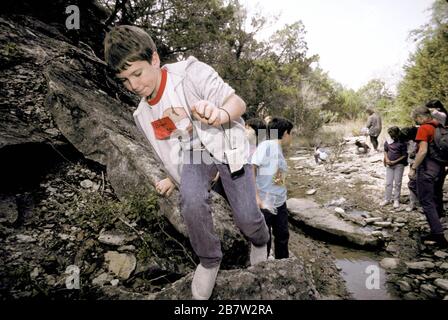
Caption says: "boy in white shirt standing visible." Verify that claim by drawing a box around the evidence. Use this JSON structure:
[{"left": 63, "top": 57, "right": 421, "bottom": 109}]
[{"left": 251, "top": 117, "right": 293, "bottom": 259}]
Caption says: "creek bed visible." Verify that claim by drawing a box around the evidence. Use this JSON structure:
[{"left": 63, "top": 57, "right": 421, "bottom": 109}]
[{"left": 328, "top": 244, "right": 399, "bottom": 300}]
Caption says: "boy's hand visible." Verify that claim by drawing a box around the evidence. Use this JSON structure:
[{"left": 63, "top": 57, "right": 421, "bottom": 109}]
[
  {"left": 273, "top": 169, "right": 284, "bottom": 185},
  {"left": 191, "top": 100, "right": 223, "bottom": 127},
  {"left": 409, "top": 168, "right": 416, "bottom": 180},
  {"left": 155, "top": 178, "right": 175, "bottom": 197}
]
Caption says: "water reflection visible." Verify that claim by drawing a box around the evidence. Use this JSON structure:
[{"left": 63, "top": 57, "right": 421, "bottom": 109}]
[{"left": 330, "top": 244, "right": 398, "bottom": 300}]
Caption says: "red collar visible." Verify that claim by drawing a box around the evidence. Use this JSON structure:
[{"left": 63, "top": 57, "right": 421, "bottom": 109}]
[
  {"left": 147, "top": 68, "right": 167, "bottom": 106},
  {"left": 425, "top": 119, "right": 440, "bottom": 127}
]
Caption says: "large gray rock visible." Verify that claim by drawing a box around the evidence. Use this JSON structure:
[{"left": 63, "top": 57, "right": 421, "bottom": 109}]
[
  {"left": 287, "top": 198, "right": 381, "bottom": 247},
  {"left": 102, "top": 257, "right": 320, "bottom": 300},
  {"left": 0, "top": 16, "right": 67, "bottom": 149}
]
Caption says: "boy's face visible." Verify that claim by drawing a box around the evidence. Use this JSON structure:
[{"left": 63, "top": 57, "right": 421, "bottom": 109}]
[
  {"left": 281, "top": 131, "right": 292, "bottom": 147},
  {"left": 414, "top": 115, "right": 427, "bottom": 125},
  {"left": 116, "top": 53, "right": 161, "bottom": 98}
]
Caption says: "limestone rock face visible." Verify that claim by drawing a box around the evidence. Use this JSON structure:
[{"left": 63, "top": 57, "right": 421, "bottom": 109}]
[{"left": 287, "top": 198, "right": 381, "bottom": 247}]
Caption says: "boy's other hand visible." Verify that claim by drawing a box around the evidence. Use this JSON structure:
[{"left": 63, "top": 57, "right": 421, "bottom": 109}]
[
  {"left": 256, "top": 193, "right": 264, "bottom": 209},
  {"left": 191, "top": 100, "right": 222, "bottom": 127},
  {"left": 155, "top": 178, "right": 175, "bottom": 197}
]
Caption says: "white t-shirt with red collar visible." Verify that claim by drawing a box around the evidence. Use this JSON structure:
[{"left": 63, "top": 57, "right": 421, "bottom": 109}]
[{"left": 133, "top": 68, "right": 200, "bottom": 183}]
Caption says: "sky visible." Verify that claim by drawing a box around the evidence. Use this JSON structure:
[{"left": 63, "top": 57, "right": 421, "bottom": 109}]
[{"left": 243, "top": 0, "right": 435, "bottom": 91}]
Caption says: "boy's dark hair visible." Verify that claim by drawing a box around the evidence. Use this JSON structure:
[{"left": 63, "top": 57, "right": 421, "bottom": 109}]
[
  {"left": 400, "top": 126, "right": 418, "bottom": 142},
  {"left": 245, "top": 118, "right": 266, "bottom": 137},
  {"left": 366, "top": 108, "right": 374, "bottom": 115},
  {"left": 387, "top": 126, "right": 401, "bottom": 141},
  {"left": 426, "top": 99, "right": 448, "bottom": 116},
  {"left": 268, "top": 117, "right": 294, "bottom": 140},
  {"left": 104, "top": 25, "right": 157, "bottom": 73}
]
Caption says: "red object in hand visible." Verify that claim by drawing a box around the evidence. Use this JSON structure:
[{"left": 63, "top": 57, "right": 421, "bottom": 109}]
[{"left": 151, "top": 117, "right": 177, "bottom": 140}]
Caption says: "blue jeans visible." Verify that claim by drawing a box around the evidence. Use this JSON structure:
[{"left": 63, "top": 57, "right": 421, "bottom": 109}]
[{"left": 180, "top": 150, "right": 269, "bottom": 268}]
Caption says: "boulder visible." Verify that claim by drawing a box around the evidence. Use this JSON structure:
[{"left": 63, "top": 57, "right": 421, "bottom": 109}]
[
  {"left": 287, "top": 198, "right": 381, "bottom": 247},
  {"left": 102, "top": 257, "right": 320, "bottom": 300}
]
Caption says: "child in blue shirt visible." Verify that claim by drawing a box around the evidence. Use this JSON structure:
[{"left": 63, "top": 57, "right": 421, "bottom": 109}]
[
  {"left": 251, "top": 117, "right": 293, "bottom": 259},
  {"left": 381, "top": 126, "right": 408, "bottom": 209}
]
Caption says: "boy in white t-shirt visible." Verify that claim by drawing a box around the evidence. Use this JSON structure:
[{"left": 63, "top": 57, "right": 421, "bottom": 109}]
[
  {"left": 104, "top": 26, "right": 269, "bottom": 300},
  {"left": 251, "top": 117, "right": 293, "bottom": 259}
]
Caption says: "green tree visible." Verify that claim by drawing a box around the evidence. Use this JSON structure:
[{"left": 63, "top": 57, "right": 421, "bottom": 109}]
[
  {"left": 337, "top": 88, "right": 364, "bottom": 120},
  {"left": 396, "top": 0, "right": 448, "bottom": 123},
  {"left": 358, "top": 79, "right": 394, "bottom": 115}
]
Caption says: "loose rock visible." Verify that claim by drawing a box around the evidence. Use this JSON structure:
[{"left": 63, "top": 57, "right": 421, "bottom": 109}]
[
  {"left": 380, "top": 258, "right": 400, "bottom": 270},
  {"left": 104, "top": 251, "right": 137, "bottom": 280},
  {"left": 434, "top": 279, "right": 448, "bottom": 291}
]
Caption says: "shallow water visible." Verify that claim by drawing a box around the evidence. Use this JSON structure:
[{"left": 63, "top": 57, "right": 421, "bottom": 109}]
[{"left": 329, "top": 244, "right": 399, "bottom": 300}]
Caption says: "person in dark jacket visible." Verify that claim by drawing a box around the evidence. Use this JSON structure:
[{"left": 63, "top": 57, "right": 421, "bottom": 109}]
[{"left": 366, "top": 109, "right": 382, "bottom": 151}]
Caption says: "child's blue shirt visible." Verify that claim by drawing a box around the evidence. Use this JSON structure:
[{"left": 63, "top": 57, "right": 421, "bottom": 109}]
[{"left": 250, "top": 140, "right": 287, "bottom": 208}]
